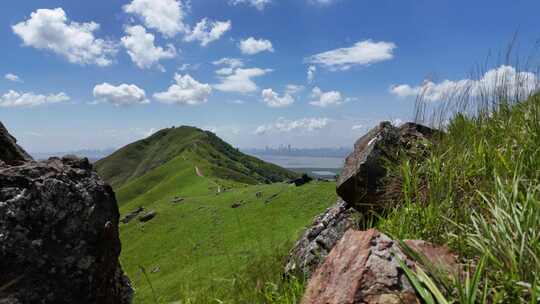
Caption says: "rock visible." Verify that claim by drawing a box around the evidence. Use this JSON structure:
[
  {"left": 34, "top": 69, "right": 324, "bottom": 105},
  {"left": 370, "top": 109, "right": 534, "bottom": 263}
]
[
  {"left": 171, "top": 196, "right": 184, "bottom": 204},
  {"left": 291, "top": 174, "right": 313, "bottom": 187},
  {"left": 231, "top": 202, "right": 243, "bottom": 208},
  {"left": 301, "top": 229, "right": 457, "bottom": 304},
  {"left": 121, "top": 207, "right": 145, "bottom": 224},
  {"left": 0, "top": 122, "right": 33, "bottom": 165},
  {"left": 337, "top": 121, "right": 438, "bottom": 210},
  {"left": 138, "top": 210, "right": 157, "bottom": 222},
  {"left": 264, "top": 193, "right": 279, "bottom": 204},
  {"left": 285, "top": 198, "right": 361, "bottom": 277},
  {"left": 0, "top": 156, "right": 132, "bottom": 304}
]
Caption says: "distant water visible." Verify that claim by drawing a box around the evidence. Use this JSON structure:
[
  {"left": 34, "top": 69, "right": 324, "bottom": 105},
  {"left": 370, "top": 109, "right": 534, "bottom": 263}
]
[{"left": 252, "top": 154, "right": 344, "bottom": 169}]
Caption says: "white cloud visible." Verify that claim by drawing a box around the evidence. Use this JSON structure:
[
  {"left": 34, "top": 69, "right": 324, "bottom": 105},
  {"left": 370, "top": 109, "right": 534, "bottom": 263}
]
[
  {"left": 390, "top": 65, "right": 539, "bottom": 102},
  {"left": 255, "top": 117, "right": 330, "bottom": 135},
  {"left": 307, "top": 65, "right": 316, "bottom": 83},
  {"left": 261, "top": 88, "right": 295, "bottom": 108},
  {"left": 121, "top": 25, "right": 176, "bottom": 70},
  {"left": 307, "top": 39, "right": 396, "bottom": 71},
  {"left": 309, "top": 87, "right": 343, "bottom": 107},
  {"left": 227, "top": 99, "right": 246, "bottom": 104},
  {"left": 123, "top": 0, "right": 187, "bottom": 38},
  {"left": 93, "top": 83, "right": 149, "bottom": 106},
  {"left": 228, "top": 0, "right": 271, "bottom": 10},
  {"left": 351, "top": 124, "right": 363, "bottom": 130},
  {"left": 285, "top": 84, "right": 305, "bottom": 95},
  {"left": 184, "top": 18, "right": 231, "bottom": 46},
  {"left": 214, "top": 67, "right": 271, "bottom": 94},
  {"left": 12, "top": 8, "right": 117, "bottom": 66},
  {"left": 213, "top": 57, "right": 244, "bottom": 68},
  {"left": 0, "top": 90, "right": 69, "bottom": 107},
  {"left": 239, "top": 37, "right": 274, "bottom": 55},
  {"left": 154, "top": 73, "right": 212, "bottom": 105},
  {"left": 5, "top": 74, "right": 22, "bottom": 83},
  {"left": 178, "top": 63, "right": 199, "bottom": 71}
]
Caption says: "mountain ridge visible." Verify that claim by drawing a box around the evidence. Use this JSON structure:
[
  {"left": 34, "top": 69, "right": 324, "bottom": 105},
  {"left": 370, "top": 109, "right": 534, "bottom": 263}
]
[{"left": 95, "top": 125, "right": 297, "bottom": 189}]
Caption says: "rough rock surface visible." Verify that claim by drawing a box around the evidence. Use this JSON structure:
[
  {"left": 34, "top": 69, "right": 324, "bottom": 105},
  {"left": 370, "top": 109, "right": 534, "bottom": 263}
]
[
  {"left": 138, "top": 210, "right": 157, "bottom": 222},
  {"left": 285, "top": 198, "right": 361, "bottom": 277},
  {"left": 0, "top": 122, "right": 32, "bottom": 165},
  {"left": 337, "top": 121, "right": 438, "bottom": 210},
  {"left": 121, "top": 207, "right": 145, "bottom": 224},
  {"left": 0, "top": 154, "right": 132, "bottom": 304},
  {"left": 302, "top": 229, "right": 457, "bottom": 304}
]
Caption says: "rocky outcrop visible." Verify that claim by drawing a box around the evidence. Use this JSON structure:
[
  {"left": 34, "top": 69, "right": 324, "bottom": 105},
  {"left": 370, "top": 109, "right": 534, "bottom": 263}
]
[
  {"left": 290, "top": 174, "right": 313, "bottom": 187},
  {"left": 0, "top": 141, "right": 132, "bottom": 302},
  {"left": 0, "top": 122, "right": 32, "bottom": 165},
  {"left": 301, "top": 229, "right": 457, "bottom": 304},
  {"left": 285, "top": 198, "right": 361, "bottom": 277},
  {"left": 337, "top": 122, "right": 439, "bottom": 211},
  {"left": 138, "top": 210, "right": 157, "bottom": 222},
  {"left": 121, "top": 207, "right": 145, "bottom": 224}
]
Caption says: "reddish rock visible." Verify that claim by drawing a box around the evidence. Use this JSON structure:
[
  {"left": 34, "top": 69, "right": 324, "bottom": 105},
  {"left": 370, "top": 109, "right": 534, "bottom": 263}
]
[{"left": 302, "top": 229, "right": 457, "bottom": 304}]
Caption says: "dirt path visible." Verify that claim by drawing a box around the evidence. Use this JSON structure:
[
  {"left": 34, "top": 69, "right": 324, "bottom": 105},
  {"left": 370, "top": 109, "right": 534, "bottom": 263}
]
[{"left": 195, "top": 166, "right": 221, "bottom": 193}]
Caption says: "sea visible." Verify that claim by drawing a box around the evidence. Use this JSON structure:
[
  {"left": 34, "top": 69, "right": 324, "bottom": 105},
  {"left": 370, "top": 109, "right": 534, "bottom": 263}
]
[{"left": 250, "top": 154, "right": 345, "bottom": 178}]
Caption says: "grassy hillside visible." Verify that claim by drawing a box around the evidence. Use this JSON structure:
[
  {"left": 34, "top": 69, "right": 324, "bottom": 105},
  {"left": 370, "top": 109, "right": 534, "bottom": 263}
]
[
  {"left": 114, "top": 148, "right": 336, "bottom": 303},
  {"left": 374, "top": 87, "right": 540, "bottom": 302},
  {"left": 95, "top": 126, "right": 297, "bottom": 189}
]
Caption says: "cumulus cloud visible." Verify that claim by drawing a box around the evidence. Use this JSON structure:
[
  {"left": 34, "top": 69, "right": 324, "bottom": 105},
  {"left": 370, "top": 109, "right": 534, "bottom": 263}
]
[
  {"left": 123, "top": 0, "right": 187, "bottom": 38},
  {"left": 228, "top": 0, "right": 271, "bottom": 10},
  {"left": 184, "top": 18, "right": 231, "bottom": 46},
  {"left": 307, "top": 39, "right": 396, "bottom": 71},
  {"left": 309, "top": 87, "right": 344, "bottom": 107},
  {"left": 12, "top": 8, "right": 117, "bottom": 66},
  {"left": 93, "top": 83, "right": 148, "bottom": 106},
  {"left": 239, "top": 37, "right": 274, "bottom": 55},
  {"left": 0, "top": 90, "right": 69, "bottom": 107},
  {"left": 154, "top": 73, "right": 212, "bottom": 105},
  {"left": 121, "top": 25, "right": 176, "bottom": 70},
  {"left": 214, "top": 67, "right": 271, "bottom": 94},
  {"left": 285, "top": 84, "right": 305, "bottom": 95},
  {"left": 255, "top": 117, "right": 330, "bottom": 135},
  {"left": 178, "top": 63, "right": 200, "bottom": 71},
  {"left": 261, "top": 88, "right": 295, "bottom": 108},
  {"left": 390, "top": 65, "right": 539, "bottom": 102},
  {"left": 5, "top": 74, "right": 22, "bottom": 83},
  {"left": 307, "top": 65, "right": 317, "bottom": 83},
  {"left": 213, "top": 57, "right": 244, "bottom": 68}
]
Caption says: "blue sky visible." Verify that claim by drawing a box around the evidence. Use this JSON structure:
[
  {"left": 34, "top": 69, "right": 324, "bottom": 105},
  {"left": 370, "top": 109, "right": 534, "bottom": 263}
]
[{"left": 1, "top": 0, "right": 539, "bottom": 152}]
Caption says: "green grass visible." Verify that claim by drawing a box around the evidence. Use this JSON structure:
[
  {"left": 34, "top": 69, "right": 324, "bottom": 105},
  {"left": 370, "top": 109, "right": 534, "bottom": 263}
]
[
  {"left": 376, "top": 73, "right": 540, "bottom": 302},
  {"left": 115, "top": 149, "right": 336, "bottom": 303}
]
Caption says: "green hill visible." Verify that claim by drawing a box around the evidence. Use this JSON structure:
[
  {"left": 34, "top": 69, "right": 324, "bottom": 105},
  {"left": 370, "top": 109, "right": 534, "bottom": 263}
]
[
  {"left": 95, "top": 126, "right": 337, "bottom": 303},
  {"left": 95, "top": 126, "right": 297, "bottom": 189}
]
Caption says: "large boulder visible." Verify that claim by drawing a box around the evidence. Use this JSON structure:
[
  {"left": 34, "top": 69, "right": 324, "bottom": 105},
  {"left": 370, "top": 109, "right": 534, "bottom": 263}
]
[
  {"left": 0, "top": 122, "right": 32, "bottom": 165},
  {"left": 0, "top": 155, "right": 132, "bottom": 304},
  {"left": 285, "top": 198, "right": 361, "bottom": 277},
  {"left": 301, "top": 229, "right": 457, "bottom": 304},
  {"left": 337, "top": 122, "right": 438, "bottom": 210}
]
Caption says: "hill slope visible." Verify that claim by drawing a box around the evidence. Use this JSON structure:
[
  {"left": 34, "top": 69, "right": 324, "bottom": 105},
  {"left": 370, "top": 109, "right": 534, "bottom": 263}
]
[
  {"left": 113, "top": 147, "right": 336, "bottom": 303},
  {"left": 95, "top": 126, "right": 297, "bottom": 189}
]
